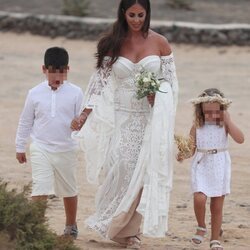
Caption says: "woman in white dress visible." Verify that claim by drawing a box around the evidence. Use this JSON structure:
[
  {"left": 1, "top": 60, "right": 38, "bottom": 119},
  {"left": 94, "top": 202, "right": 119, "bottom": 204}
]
[
  {"left": 71, "top": 0, "right": 178, "bottom": 248},
  {"left": 176, "top": 88, "right": 244, "bottom": 250}
]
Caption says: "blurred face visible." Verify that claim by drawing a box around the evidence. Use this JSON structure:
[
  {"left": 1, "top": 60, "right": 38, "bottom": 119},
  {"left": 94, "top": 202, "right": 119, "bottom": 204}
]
[
  {"left": 202, "top": 102, "right": 223, "bottom": 125},
  {"left": 125, "top": 3, "right": 146, "bottom": 32},
  {"left": 43, "top": 65, "right": 68, "bottom": 90}
]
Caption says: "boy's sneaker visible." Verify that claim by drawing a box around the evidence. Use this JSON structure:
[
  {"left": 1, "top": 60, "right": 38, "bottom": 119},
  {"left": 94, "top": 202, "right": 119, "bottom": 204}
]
[{"left": 63, "top": 224, "right": 78, "bottom": 239}]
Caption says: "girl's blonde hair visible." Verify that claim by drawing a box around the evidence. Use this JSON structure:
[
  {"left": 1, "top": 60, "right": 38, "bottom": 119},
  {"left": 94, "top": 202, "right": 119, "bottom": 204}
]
[{"left": 193, "top": 88, "right": 228, "bottom": 128}]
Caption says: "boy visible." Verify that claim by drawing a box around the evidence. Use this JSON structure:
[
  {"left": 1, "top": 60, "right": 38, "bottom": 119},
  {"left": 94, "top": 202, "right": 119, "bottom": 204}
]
[{"left": 15, "top": 47, "right": 83, "bottom": 239}]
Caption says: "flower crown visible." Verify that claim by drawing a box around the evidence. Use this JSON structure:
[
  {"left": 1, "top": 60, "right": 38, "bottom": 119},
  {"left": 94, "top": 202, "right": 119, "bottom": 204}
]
[{"left": 190, "top": 93, "right": 232, "bottom": 107}]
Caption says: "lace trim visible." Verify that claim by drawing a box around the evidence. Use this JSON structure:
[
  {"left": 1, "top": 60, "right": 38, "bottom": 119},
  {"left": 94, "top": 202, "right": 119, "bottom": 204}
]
[
  {"left": 84, "top": 57, "right": 112, "bottom": 108},
  {"left": 160, "top": 56, "right": 175, "bottom": 85},
  {"left": 160, "top": 55, "right": 179, "bottom": 111}
]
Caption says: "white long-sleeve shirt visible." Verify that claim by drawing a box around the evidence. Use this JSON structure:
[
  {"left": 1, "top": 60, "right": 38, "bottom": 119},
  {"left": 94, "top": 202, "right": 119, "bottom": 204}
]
[{"left": 16, "top": 81, "right": 84, "bottom": 153}]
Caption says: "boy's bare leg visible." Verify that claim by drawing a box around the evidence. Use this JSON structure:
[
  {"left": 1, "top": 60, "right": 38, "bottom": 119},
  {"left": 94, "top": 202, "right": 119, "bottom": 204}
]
[
  {"left": 64, "top": 196, "right": 78, "bottom": 225},
  {"left": 31, "top": 196, "right": 48, "bottom": 217},
  {"left": 210, "top": 196, "right": 225, "bottom": 241}
]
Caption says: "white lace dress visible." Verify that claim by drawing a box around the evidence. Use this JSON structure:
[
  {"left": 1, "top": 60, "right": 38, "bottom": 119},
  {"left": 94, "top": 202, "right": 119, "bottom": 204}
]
[
  {"left": 72, "top": 54, "right": 178, "bottom": 238},
  {"left": 191, "top": 124, "right": 231, "bottom": 197}
]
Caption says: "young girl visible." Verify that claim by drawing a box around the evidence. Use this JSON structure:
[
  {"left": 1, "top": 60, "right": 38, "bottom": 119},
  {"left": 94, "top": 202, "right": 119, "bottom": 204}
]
[{"left": 176, "top": 88, "right": 244, "bottom": 250}]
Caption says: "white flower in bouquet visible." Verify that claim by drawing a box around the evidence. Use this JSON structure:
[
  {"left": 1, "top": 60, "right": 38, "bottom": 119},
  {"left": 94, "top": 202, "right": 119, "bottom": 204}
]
[
  {"left": 143, "top": 78, "right": 150, "bottom": 83},
  {"left": 135, "top": 67, "right": 166, "bottom": 100}
]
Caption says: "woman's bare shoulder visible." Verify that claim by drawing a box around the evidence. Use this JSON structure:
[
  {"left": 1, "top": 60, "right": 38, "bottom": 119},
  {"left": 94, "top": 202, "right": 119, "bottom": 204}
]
[{"left": 149, "top": 30, "right": 172, "bottom": 56}]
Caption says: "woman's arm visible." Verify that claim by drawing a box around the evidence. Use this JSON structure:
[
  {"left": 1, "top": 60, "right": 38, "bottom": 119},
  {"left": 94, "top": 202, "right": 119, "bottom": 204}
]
[
  {"left": 71, "top": 108, "right": 92, "bottom": 131},
  {"left": 71, "top": 57, "right": 112, "bottom": 131},
  {"left": 158, "top": 34, "right": 172, "bottom": 56},
  {"left": 79, "top": 108, "right": 92, "bottom": 127}
]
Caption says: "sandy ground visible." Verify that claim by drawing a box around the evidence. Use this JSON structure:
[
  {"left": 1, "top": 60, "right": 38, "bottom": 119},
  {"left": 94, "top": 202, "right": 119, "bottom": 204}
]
[{"left": 0, "top": 32, "right": 249, "bottom": 250}]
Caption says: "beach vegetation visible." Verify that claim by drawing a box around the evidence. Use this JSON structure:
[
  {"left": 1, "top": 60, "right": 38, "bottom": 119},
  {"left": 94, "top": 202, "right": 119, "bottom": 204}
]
[
  {"left": 0, "top": 180, "right": 80, "bottom": 250},
  {"left": 62, "top": 0, "right": 90, "bottom": 17}
]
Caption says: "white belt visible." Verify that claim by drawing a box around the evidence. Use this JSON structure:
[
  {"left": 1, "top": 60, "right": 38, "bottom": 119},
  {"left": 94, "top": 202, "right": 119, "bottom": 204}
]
[{"left": 197, "top": 148, "right": 227, "bottom": 164}]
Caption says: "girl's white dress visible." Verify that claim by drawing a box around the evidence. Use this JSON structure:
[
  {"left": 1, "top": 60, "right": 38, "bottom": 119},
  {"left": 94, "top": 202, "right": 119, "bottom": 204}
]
[
  {"left": 191, "top": 124, "right": 231, "bottom": 197},
  {"left": 73, "top": 54, "right": 178, "bottom": 238}
]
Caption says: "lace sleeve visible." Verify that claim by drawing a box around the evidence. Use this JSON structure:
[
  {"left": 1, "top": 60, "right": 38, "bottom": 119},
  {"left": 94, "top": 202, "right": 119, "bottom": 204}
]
[
  {"left": 84, "top": 57, "right": 112, "bottom": 108},
  {"left": 161, "top": 54, "right": 179, "bottom": 112}
]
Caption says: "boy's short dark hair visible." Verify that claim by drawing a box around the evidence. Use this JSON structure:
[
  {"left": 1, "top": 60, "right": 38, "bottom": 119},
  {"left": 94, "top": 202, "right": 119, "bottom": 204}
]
[{"left": 44, "top": 47, "right": 69, "bottom": 69}]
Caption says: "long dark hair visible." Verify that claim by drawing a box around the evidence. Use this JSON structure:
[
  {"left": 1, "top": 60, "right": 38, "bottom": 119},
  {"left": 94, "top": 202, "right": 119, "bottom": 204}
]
[{"left": 96, "top": 0, "right": 151, "bottom": 68}]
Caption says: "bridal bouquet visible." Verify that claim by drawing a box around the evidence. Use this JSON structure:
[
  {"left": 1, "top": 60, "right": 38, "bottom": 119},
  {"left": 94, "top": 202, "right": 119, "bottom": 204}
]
[{"left": 135, "top": 68, "right": 165, "bottom": 100}]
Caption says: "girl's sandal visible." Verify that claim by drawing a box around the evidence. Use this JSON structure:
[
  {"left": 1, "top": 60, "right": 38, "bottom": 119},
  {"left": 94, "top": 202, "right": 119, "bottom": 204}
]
[
  {"left": 210, "top": 240, "right": 223, "bottom": 250},
  {"left": 126, "top": 236, "right": 141, "bottom": 249},
  {"left": 191, "top": 226, "right": 207, "bottom": 246}
]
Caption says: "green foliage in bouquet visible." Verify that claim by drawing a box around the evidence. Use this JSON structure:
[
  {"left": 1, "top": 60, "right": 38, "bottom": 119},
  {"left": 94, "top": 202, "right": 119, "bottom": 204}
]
[
  {"left": 135, "top": 68, "right": 166, "bottom": 100},
  {"left": 0, "top": 180, "right": 80, "bottom": 250}
]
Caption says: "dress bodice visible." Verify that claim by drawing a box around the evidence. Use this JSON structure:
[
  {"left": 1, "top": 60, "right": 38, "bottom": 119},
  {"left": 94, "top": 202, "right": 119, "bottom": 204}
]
[
  {"left": 113, "top": 55, "right": 161, "bottom": 81},
  {"left": 112, "top": 56, "right": 161, "bottom": 112},
  {"left": 196, "top": 124, "right": 228, "bottom": 149}
]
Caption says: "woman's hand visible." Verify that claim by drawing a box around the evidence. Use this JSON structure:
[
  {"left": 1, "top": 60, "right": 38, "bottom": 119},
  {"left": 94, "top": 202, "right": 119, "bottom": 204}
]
[
  {"left": 147, "top": 93, "right": 155, "bottom": 107},
  {"left": 71, "top": 113, "right": 88, "bottom": 131}
]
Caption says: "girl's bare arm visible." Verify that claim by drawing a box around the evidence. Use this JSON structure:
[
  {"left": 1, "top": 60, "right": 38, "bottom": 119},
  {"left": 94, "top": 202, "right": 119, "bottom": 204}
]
[
  {"left": 189, "top": 125, "right": 197, "bottom": 157},
  {"left": 224, "top": 111, "right": 244, "bottom": 144}
]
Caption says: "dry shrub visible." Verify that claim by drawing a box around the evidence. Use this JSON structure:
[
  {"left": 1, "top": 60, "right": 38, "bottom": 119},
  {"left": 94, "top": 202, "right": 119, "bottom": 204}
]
[
  {"left": 62, "top": 0, "right": 89, "bottom": 17},
  {"left": 0, "top": 180, "right": 80, "bottom": 250},
  {"left": 167, "top": 0, "right": 193, "bottom": 10}
]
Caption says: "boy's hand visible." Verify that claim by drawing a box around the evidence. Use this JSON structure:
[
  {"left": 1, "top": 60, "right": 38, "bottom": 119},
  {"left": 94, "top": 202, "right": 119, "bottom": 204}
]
[
  {"left": 71, "top": 113, "right": 88, "bottom": 131},
  {"left": 16, "top": 152, "right": 27, "bottom": 164},
  {"left": 71, "top": 117, "right": 81, "bottom": 131}
]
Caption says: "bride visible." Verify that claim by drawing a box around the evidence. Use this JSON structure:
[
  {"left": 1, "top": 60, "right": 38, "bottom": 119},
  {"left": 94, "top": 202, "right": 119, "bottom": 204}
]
[{"left": 71, "top": 0, "right": 179, "bottom": 248}]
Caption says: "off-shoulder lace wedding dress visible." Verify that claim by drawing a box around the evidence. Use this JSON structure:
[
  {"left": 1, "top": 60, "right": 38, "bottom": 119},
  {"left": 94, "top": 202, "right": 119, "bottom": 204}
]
[{"left": 72, "top": 54, "right": 178, "bottom": 240}]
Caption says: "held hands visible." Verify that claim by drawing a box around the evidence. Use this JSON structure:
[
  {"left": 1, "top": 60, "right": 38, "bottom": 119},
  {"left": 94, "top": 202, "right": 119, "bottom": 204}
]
[
  {"left": 176, "top": 151, "right": 193, "bottom": 162},
  {"left": 70, "top": 113, "right": 88, "bottom": 131},
  {"left": 16, "top": 152, "right": 27, "bottom": 164},
  {"left": 176, "top": 152, "right": 184, "bottom": 162},
  {"left": 174, "top": 134, "right": 196, "bottom": 162},
  {"left": 147, "top": 94, "right": 155, "bottom": 107}
]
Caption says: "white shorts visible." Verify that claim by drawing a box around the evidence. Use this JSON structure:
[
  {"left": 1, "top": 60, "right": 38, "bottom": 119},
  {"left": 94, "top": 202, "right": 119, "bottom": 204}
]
[{"left": 30, "top": 143, "right": 78, "bottom": 197}]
